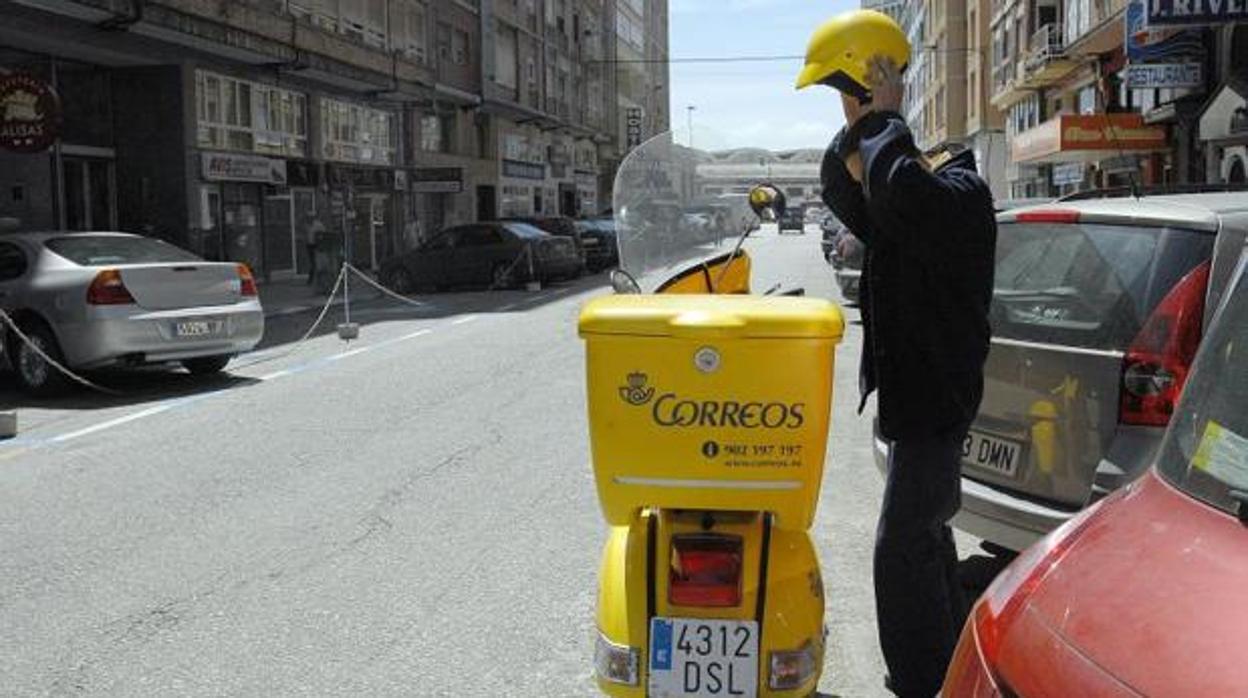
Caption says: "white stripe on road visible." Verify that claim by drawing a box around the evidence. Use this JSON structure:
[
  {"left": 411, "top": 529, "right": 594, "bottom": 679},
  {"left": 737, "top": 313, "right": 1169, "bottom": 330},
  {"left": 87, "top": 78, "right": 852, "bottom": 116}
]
[
  {"left": 451, "top": 315, "right": 478, "bottom": 325},
  {"left": 50, "top": 402, "right": 182, "bottom": 444}
]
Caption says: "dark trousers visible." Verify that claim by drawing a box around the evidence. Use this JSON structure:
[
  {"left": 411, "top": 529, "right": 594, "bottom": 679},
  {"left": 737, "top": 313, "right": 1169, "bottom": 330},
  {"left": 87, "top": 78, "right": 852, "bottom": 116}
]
[
  {"left": 875, "top": 424, "right": 969, "bottom": 698},
  {"left": 305, "top": 243, "right": 317, "bottom": 284}
]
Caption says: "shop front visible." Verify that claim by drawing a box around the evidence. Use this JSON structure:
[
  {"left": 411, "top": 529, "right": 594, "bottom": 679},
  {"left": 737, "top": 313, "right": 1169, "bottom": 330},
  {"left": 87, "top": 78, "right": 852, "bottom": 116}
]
[
  {"left": 499, "top": 159, "right": 546, "bottom": 217},
  {"left": 1198, "top": 78, "right": 1248, "bottom": 184},
  {"left": 196, "top": 151, "right": 296, "bottom": 277},
  {"left": 411, "top": 166, "right": 464, "bottom": 243},
  {"left": 1011, "top": 113, "right": 1169, "bottom": 191},
  {"left": 0, "top": 51, "right": 116, "bottom": 232},
  {"left": 319, "top": 96, "right": 401, "bottom": 270}
]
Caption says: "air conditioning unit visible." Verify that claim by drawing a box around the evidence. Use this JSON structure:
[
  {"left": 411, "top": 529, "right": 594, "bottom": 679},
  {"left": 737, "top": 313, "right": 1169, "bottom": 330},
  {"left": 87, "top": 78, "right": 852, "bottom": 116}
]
[{"left": 341, "top": 20, "right": 366, "bottom": 43}]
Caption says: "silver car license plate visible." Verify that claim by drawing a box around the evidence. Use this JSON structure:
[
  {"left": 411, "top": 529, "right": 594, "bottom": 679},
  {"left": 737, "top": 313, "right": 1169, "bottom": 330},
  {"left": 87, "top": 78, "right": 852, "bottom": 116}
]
[
  {"left": 962, "top": 430, "right": 1022, "bottom": 478},
  {"left": 174, "top": 320, "right": 220, "bottom": 338}
]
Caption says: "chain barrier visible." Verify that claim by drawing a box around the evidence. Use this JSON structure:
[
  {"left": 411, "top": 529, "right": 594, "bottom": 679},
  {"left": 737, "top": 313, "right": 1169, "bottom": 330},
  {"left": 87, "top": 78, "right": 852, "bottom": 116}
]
[{"left": 230, "top": 264, "right": 347, "bottom": 370}]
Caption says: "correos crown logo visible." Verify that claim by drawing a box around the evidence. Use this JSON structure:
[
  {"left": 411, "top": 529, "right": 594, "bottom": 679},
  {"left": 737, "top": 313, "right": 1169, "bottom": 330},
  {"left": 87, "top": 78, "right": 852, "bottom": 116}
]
[{"left": 618, "top": 372, "right": 805, "bottom": 429}]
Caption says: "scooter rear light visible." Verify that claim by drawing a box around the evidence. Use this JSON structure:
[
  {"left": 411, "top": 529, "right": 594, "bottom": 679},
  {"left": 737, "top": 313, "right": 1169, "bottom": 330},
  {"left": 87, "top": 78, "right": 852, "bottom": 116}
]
[
  {"left": 594, "top": 632, "right": 638, "bottom": 686},
  {"left": 669, "top": 535, "right": 743, "bottom": 607},
  {"left": 769, "top": 641, "right": 818, "bottom": 690}
]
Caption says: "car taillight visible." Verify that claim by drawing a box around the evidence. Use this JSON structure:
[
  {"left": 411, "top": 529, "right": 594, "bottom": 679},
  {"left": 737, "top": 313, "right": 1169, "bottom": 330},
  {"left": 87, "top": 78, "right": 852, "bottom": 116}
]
[
  {"left": 237, "top": 263, "right": 258, "bottom": 297},
  {"left": 1119, "top": 260, "right": 1210, "bottom": 427},
  {"left": 973, "top": 498, "right": 1106, "bottom": 676},
  {"left": 1014, "top": 209, "right": 1080, "bottom": 224},
  {"left": 86, "top": 269, "right": 136, "bottom": 305},
  {"left": 669, "top": 535, "right": 742, "bottom": 607}
]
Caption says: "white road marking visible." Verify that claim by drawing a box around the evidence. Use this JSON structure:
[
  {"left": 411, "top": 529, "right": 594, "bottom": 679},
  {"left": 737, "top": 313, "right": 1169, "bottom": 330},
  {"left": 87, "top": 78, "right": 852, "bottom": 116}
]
[
  {"left": 451, "top": 315, "right": 478, "bottom": 325},
  {"left": 50, "top": 403, "right": 179, "bottom": 444},
  {"left": 497, "top": 303, "right": 519, "bottom": 312}
]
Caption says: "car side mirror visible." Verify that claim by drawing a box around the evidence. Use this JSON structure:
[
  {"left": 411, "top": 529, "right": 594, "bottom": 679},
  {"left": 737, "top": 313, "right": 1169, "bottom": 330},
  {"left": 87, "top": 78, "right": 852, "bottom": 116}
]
[{"left": 748, "top": 184, "right": 786, "bottom": 222}]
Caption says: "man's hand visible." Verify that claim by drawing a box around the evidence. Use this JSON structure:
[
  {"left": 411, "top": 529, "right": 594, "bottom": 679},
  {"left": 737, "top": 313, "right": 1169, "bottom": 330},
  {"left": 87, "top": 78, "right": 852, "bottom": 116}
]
[{"left": 865, "top": 56, "right": 904, "bottom": 115}]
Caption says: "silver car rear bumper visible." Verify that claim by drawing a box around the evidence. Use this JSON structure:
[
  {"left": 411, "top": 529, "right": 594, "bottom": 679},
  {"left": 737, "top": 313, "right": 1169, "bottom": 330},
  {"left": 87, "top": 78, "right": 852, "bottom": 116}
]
[
  {"left": 59, "top": 300, "right": 264, "bottom": 368},
  {"left": 872, "top": 430, "right": 1076, "bottom": 552}
]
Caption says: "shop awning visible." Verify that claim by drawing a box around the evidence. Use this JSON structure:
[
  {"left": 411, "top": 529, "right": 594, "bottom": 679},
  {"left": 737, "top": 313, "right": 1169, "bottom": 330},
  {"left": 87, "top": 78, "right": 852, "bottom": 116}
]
[{"left": 1011, "top": 113, "right": 1168, "bottom": 164}]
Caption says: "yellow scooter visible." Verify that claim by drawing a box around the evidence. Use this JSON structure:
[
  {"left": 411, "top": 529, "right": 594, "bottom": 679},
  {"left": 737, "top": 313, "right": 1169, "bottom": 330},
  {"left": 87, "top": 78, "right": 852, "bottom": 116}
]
[{"left": 580, "top": 133, "right": 845, "bottom": 697}]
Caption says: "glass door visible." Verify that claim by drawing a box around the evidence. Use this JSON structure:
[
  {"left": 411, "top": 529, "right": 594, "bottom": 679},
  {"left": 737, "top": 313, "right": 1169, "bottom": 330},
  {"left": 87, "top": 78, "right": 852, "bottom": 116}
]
[
  {"left": 61, "top": 157, "right": 115, "bottom": 230},
  {"left": 263, "top": 190, "right": 295, "bottom": 275}
]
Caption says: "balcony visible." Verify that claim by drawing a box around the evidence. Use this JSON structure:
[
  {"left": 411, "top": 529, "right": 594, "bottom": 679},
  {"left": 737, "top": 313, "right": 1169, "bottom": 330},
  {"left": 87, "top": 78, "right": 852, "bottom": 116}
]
[
  {"left": 1021, "top": 24, "right": 1078, "bottom": 87},
  {"left": 1066, "top": 0, "right": 1128, "bottom": 56},
  {"left": 991, "top": 59, "right": 1031, "bottom": 108}
]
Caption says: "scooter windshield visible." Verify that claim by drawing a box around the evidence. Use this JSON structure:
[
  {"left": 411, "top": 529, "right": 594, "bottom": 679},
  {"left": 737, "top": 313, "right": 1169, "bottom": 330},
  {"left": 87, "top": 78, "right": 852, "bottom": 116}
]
[{"left": 612, "top": 132, "right": 754, "bottom": 293}]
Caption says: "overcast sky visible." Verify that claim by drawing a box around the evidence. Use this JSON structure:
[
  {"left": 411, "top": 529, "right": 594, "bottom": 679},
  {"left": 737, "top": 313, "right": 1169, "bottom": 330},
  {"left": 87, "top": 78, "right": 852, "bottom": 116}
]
[{"left": 667, "top": 0, "right": 859, "bottom": 152}]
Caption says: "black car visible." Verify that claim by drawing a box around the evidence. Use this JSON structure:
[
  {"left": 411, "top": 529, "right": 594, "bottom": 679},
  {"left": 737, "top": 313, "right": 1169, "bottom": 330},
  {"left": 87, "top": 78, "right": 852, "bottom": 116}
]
[
  {"left": 779, "top": 208, "right": 805, "bottom": 235},
  {"left": 499, "top": 216, "right": 585, "bottom": 273},
  {"left": 574, "top": 218, "right": 619, "bottom": 272},
  {"left": 380, "top": 221, "right": 582, "bottom": 292}
]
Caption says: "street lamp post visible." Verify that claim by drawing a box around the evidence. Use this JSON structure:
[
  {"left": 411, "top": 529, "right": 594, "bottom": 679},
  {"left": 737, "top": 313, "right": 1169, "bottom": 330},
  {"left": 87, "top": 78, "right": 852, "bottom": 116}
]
[{"left": 687, "top": 105, "right": 696, "bottom": 149}]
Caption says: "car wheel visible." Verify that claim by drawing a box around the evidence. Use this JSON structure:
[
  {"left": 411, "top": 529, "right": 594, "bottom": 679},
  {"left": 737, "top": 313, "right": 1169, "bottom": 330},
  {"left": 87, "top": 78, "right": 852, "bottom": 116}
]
[
  {"left": 12, "top": 320, "right": 71, "bottom": 397},
  {"left": 491, "top": 263, "right": 515, "bottom": 290},
  {"left": 386, "top": 267, "right": 413, "bottom": 294},
  {"left": 182, "top": 355, "right": 231, "bottom": 375}
]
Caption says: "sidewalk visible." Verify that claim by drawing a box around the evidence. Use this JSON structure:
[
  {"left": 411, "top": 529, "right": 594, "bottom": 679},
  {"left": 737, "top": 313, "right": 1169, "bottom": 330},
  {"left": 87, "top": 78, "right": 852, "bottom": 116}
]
[{"left": 257, "top": 272, "right": 382, "bottom": 319}]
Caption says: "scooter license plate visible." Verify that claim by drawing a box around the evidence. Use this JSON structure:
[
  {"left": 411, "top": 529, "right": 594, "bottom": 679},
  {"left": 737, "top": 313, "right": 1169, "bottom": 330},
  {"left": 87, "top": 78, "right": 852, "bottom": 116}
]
[{"left": 648, "top": 617, "right": 758, "bottom": 697}]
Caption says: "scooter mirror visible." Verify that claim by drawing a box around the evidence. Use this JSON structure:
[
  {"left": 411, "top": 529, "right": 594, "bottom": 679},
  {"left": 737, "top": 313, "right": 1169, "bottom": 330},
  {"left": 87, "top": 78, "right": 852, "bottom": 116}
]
[
  {"left": 748, "top": 184, "right": 786, "bottom": 222},
  {"left": 610, "top": 269, "right": 641, "bottom": 295}
]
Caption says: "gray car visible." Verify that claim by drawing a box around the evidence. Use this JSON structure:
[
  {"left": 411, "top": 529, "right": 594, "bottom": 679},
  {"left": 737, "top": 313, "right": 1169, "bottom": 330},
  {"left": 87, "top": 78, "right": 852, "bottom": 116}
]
[
  {"left": 1, "top": 231, "right": 265, "bottom": 396},
  {"left": 873, "top": 191, "right": 1248, "bottom": 552}
]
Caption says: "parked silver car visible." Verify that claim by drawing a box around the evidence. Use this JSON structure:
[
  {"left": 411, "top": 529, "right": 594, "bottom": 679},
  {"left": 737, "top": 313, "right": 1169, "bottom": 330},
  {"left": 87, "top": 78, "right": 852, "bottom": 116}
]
[
  {"left": 874, "top": 191, "right": 1248, "bottom": 551},
  {"left": 0, "top": 231, "right": 265, "bottom": 395}
]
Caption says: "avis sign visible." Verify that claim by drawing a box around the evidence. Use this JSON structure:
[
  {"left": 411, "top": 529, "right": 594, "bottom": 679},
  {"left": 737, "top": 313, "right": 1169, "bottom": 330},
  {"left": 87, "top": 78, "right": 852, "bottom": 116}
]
[{"left": 1148, "top": 0, "right": 1248, "bottom": 26}]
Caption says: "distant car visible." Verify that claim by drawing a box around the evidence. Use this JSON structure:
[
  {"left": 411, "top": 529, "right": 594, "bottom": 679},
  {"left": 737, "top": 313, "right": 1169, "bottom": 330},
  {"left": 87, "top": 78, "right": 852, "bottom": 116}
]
[
  {"left": 0, "top": 231, "right": 264, "bottom": 396},
  {"left": 499, "top": 216, "right": 585, "bottom": 273},
  {"left": 873, "top": 192, "right": 1248, "bottom": 553},
  {"left": 829, "top": 226, "right": 864, "bottom": 304},
  {"left": 379, "top": 221, "right": 581, "bottom": 292},
  {"left": 779, "top": 208, "right": 805, "bottom": 235},
  {"left": 945, "top": 247, "right": 1248, "bottom": 697},
  {"left": 574, "top": 218, "right": 619, "bottom": 272}
]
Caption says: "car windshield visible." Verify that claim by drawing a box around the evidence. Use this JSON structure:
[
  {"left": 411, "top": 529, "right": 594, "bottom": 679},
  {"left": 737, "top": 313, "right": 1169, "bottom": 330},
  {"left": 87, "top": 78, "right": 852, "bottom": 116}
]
[
  {"left": 992, "top": 222, "right": 1213, "bottom": 350},
  {"left": 504, "top": 222, "right": 549, "bottom": 240},
  {"left": 1158, "top": 254, "right": 1248, "bottom": 516},
  {"left": 46, "top": 235, "right": 202, "bottom": 266}
]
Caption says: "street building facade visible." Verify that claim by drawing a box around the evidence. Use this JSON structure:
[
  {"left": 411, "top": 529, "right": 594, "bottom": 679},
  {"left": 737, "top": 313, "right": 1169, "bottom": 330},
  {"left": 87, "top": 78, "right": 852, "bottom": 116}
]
[
  {"left": 695, "top": 148, "right": 824, "bottom": 209},
  {"left": 0, "top": 0, "right": 668, "bottom": 280}
]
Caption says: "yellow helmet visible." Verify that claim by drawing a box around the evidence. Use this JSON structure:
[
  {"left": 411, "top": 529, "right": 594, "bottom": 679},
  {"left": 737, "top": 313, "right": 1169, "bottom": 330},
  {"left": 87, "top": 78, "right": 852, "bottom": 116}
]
[{"left": 795, "top": 10, "right": 910, "bottom": 102}]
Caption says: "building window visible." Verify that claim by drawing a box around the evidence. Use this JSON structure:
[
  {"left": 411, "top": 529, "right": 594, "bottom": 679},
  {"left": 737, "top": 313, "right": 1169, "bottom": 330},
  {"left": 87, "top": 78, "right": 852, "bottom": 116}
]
[
  {"left": 1078, "top": 85, "right": 1097, "bottom": 114},
  {"left": 421, "top": 113, "right": 456, "bottom": 154},
  {"left": 398, "top": 2, "right": 428, "bottom": 64},
  {"left": 437, "top": 22, "right": 452, "bottom": 63},
  {"left": 320, "top": 98, "right": 396, "bottom": 165},
  {"left": 196, "top": 70, "right": 307, "bottom": 157},
  {"left": 495, "top": 23, "right": 519, "bottom": 89},
  {"left": 452, "top": 29, "right": 470, "bottom": 66}
]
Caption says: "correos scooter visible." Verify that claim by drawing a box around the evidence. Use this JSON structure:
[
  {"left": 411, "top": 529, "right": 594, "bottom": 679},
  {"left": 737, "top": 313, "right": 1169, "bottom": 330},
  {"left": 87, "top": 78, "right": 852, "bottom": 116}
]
[{"left": 580, "top": 133, "right": 845, "bottom": 697}]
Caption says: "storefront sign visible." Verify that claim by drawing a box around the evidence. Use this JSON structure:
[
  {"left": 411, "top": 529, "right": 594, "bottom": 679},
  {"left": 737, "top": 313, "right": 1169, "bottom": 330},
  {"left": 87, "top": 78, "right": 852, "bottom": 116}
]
[
  {"left": 1147, "top": 0, "right": 1247, "bottom": 26},
  {"left": 1013, "top": 114, "right": 1168, "bottom": 163},
  {"left": 502, "top": 159, "right": 545, "bottom": 180},
  {"left": 1126, "top": 63, "right": 1204, "bottom": 88},
  {"left": 0, "top": 73, "right": 62, "bottom": 153},
  {"left": 625, "top": 107, "right": 644, "bottom": 149},
  {"left": 202, "top": 152, "right": 288, "bottom": 184},
  {"left": 1052, "top": 162, "right": 1086, "bottom": 185},
  {"left": 1126, "top": 0, "right": 1205, "bottom": 60},
  {"left": 411, "top": 167, "right": 464, "bottom": 193}
]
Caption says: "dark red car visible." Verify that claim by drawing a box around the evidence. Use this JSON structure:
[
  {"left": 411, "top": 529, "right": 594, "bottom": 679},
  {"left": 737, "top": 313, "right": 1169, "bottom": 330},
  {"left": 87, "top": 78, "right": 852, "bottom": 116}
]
[{"left": 944, "top": 252, "right": 1248, "bottom": 697}]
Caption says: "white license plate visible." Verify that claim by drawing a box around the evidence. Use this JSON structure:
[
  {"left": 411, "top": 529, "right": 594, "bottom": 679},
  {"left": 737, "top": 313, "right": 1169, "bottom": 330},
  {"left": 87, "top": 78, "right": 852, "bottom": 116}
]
[
  {"left": 174, "top": 320, "right": 220, "bottom": 338},
  {"left": 962, "top": 430, "right": 1023, "bottom": 477},
  {"left": 649, "top": 618, "right": 758, "bottom": 698}
]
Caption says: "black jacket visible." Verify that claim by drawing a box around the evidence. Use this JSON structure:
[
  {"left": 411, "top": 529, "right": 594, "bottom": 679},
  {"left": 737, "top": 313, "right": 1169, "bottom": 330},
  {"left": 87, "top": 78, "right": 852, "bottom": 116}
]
[{"left": 821, "top": 111, "right": 996, "bottom": 441}]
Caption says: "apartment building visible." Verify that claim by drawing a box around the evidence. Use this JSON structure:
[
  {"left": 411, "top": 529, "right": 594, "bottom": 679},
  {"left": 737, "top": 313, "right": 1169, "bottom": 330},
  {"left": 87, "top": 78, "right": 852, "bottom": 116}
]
[{"left": 0, "top": 0, "right": 668, "bottom": 278}]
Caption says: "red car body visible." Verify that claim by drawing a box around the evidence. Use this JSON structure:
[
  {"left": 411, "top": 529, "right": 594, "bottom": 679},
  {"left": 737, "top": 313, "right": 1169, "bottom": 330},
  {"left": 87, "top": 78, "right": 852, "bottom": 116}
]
[{"left": 945, "top": 469, "right": 1248, "bottom": 696}]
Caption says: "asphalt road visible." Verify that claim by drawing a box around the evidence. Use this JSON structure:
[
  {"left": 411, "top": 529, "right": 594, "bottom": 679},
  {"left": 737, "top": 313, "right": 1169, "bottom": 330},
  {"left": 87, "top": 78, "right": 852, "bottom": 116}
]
[{"left": 0, "top": 226, "right": 987, "bottom": 697}]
